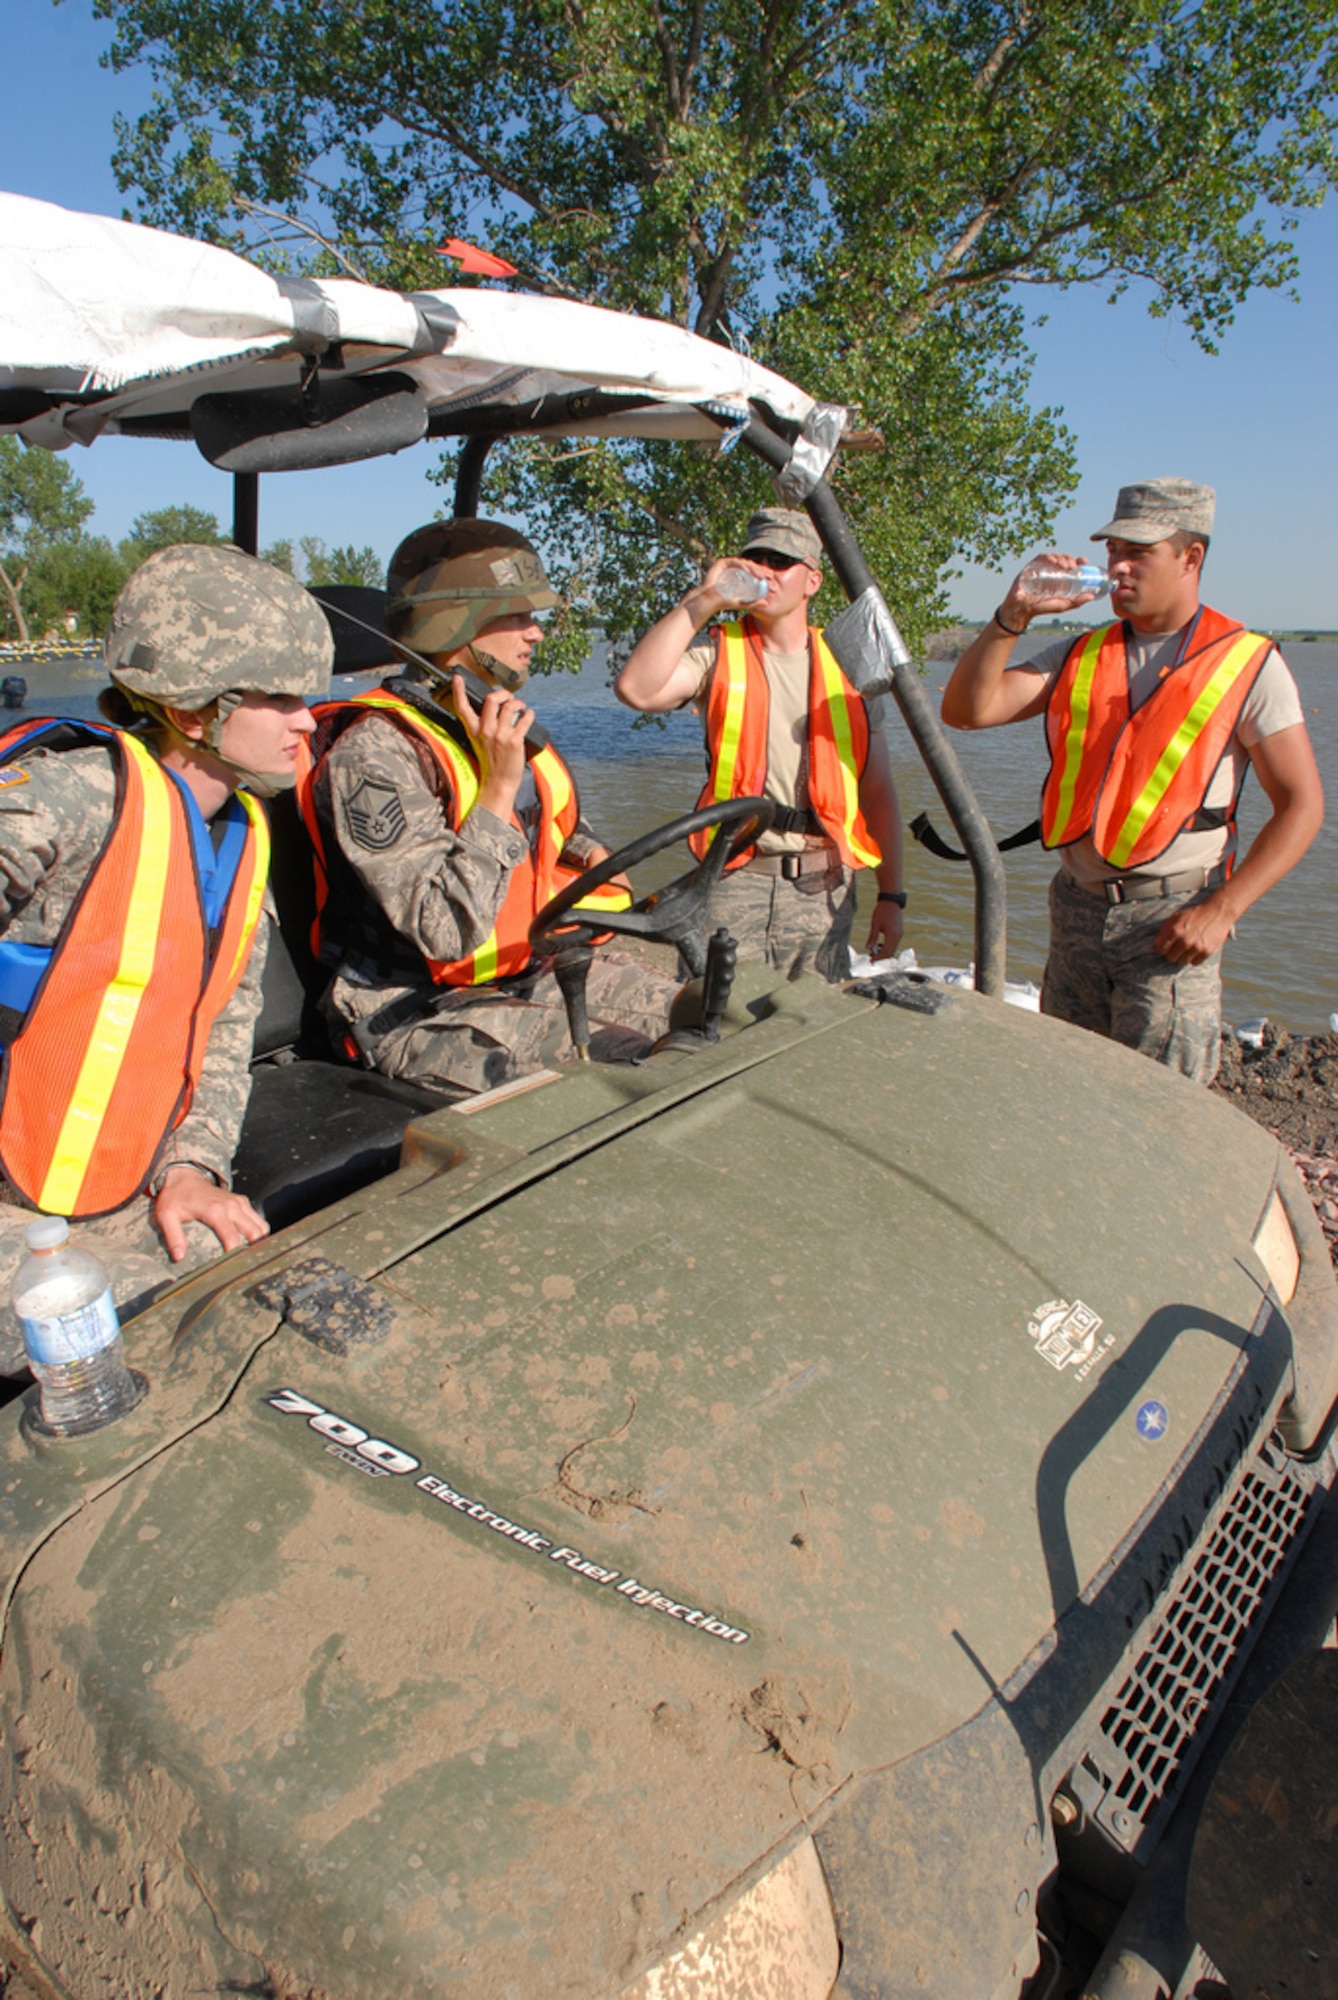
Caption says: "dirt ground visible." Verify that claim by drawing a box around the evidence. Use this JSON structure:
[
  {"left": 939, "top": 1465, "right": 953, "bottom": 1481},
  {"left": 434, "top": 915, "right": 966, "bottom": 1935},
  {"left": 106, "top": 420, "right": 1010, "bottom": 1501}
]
[{"left": 1213, "top": 1025, "right": 1338, "bottom": 1268}]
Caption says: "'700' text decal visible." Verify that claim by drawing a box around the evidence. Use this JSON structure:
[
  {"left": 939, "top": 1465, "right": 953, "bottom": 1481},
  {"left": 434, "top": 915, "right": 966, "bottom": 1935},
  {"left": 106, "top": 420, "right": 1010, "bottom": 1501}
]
[{"left": 263, "top": 1389, "right": 750, "bottom": 1645}]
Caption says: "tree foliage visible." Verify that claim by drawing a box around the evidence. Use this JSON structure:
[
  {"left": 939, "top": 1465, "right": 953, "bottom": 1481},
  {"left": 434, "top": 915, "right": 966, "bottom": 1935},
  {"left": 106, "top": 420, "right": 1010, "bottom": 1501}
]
[
  {"left": 298, "top": 537, "right": 384, "bottom": 587},
  {"left": 97, "top": 0, "right": 1338, "bottom": 655},
  {"left": 119, "top": 501, "right": 225, "bottom": 565},
  {"left": 21, "top": 536, "right": 129, "bottom": 644},
  {"left": 0, "top": 437, "right": 98, "bottom": 644}
]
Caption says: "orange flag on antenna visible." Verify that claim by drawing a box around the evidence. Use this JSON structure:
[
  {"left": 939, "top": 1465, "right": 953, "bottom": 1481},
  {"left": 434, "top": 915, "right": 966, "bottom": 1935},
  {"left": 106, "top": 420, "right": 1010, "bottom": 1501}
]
[{"left": 438, "top": 238, "right": 519, "bottom": 277}]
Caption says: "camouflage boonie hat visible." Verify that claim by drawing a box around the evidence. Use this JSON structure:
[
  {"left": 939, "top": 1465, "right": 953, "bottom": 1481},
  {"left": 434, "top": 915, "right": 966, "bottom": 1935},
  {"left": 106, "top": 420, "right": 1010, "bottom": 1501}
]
[
  {"left": 1091, "top": 478, "right": 1216, "bottom": 544},
  {"left": 105, "top": 545, "right": 332, "bottom": 708},
  {"left": 740, "top": 507, "right": 823, "bottom": 569},
  {"left": 385, "top": 519, "right": 558, "bottom": 657}
]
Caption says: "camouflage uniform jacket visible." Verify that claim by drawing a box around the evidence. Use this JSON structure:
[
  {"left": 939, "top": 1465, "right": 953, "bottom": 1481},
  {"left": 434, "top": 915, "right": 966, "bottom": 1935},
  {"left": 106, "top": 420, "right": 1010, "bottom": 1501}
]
[
  {"left": 310, "top": 684, "right": 603, "bottom": 1039},
  {"left": 0, "top": 741, "right": 267, "bottom": 1195}
]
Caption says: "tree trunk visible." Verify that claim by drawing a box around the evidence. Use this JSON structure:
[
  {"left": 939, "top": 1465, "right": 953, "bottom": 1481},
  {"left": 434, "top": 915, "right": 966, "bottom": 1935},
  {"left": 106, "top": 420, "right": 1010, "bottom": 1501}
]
[{"left": 0, "top": 561, "right": 30, "bottom": 648}]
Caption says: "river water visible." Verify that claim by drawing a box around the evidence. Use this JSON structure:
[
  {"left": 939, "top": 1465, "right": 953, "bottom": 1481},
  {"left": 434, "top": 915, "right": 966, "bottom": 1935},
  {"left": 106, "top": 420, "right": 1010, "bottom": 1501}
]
[{"left": 7, "top": 636, "right": 1334, "bottom": 1030}]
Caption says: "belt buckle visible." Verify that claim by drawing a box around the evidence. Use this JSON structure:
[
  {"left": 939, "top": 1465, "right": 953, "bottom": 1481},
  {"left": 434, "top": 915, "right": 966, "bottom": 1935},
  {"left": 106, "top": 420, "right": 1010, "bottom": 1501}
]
[
  {"left": 781, "top": 853, "right": 802, "bottom": 882},
  {"left": 1104, "top": 880, "right": 1127, "bottom": 906}
]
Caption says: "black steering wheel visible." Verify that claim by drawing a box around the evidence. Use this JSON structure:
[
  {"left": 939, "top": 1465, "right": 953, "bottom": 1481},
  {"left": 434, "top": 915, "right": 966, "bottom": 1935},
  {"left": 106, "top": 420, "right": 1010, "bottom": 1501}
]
[{"left": 529, "top": 796, "right": 773, "bottom": 980}]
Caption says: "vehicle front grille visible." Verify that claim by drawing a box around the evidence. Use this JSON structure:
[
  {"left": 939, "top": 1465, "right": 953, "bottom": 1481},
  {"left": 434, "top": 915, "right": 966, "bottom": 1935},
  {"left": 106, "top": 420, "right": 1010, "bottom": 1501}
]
[{"left": 1072, "top": 1431, "right": 1326, "bottom": 1856}]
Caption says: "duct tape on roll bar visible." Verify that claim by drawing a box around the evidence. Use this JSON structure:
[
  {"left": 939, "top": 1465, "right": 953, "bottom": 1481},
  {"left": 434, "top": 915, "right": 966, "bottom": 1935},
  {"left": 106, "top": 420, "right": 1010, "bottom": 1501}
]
[
  {"left": 274, "top": 277, "right": 341, "bottom": 353},
  {"left": 774, "top": 403, "right": 846, "bottom": 505},
  {"left": 821, "top": 584, "right": 914, "bottom": 700}
]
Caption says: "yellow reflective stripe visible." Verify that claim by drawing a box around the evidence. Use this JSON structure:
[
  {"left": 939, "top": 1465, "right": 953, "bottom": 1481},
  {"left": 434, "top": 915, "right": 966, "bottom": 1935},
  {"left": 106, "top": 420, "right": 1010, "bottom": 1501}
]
[
  {"left": 1049, "top": 628, "right": 1105, "bottom": 846},
  {"left": 575, "top": 881, "right": 633, "bottom": 912},
  {"left": 814, "top": 634, "right": 879, "bottom": 868},
  {"left": 228, "top": 793, "right": 270, "bottom": 984},
  {"left": 536, "top": 745, "right": 571, "bottom": 822},
  {"left": 471, "top": 933, "right": 500, "bottom": 983},
  {"left": 357, "top": 696, "right": 492, "bottom": 974},
  {"left": 38, "top": 738, "right": 173, "bottom": 1213},
  {"left": 713, "top": 625, "right": 748, "bottom": 801},
  {"left": 1105, "top": 632, "right": 1262, "bottom": 869},
  {"left": 353, "top": 693, "right": 482, "bottom": 814}
]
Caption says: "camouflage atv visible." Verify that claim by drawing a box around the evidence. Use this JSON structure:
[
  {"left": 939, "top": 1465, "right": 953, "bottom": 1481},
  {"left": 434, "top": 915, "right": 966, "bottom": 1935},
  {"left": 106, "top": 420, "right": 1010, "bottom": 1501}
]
[{"left": 0, "top": 194, "right": 1335, "bottom": 2000}]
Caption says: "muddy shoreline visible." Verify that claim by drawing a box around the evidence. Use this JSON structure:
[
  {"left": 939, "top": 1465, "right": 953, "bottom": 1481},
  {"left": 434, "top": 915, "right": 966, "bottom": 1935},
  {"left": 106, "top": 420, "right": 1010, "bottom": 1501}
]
[{"left": 1214, "top": 1027, "right": 1338, "bottom": 1266}]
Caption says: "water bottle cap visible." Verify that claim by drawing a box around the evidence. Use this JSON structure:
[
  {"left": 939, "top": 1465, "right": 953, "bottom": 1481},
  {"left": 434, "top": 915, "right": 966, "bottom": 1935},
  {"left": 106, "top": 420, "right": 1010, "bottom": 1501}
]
[{"left": 24, "top": 1216, "right": 70, "bottom": 1251}]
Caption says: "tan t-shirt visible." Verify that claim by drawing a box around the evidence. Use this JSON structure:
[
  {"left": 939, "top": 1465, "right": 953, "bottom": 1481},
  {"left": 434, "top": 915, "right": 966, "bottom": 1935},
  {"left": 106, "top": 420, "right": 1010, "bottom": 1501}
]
[
  {"left": 682, "top": 634, "right": 834, "bottom": 855},
  {"left": 1015, "top": 623, "right": 1304, "bottom": 884}
]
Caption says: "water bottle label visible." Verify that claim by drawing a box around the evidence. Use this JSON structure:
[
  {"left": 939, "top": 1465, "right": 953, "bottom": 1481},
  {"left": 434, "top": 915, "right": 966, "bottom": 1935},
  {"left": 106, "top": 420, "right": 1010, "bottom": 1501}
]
[{"left": 20, "top": 1287, "right": 120, "bottom": 1366}]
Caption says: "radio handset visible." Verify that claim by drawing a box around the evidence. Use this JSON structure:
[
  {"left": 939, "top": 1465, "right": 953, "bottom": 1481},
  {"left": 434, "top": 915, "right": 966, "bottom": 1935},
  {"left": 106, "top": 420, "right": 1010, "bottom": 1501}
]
[{"left": 450, "top": 666, "right": 551, "bottom": 753}]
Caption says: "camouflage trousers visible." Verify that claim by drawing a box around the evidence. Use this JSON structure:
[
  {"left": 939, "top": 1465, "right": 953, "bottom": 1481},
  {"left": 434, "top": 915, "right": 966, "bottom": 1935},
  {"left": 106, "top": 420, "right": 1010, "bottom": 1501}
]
[
  {"left": 703, "top": 861, "right": 857, "bottom": 984},
  {"left": 0, "top": 1194, "right": 223, "bottom": 1377},
  {"left": 365, "top": 950, "right": 682, "bottom": 1096},
  {"left": 1041, "top": 869, "right": 1223, "bottom": 1086}
]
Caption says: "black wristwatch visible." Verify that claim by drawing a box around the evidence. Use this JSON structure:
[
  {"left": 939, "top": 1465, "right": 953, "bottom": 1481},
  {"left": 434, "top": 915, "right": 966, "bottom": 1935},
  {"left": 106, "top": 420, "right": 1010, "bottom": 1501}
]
[{"left": 876, "top": 890, "right": 908, "bottom": 908}]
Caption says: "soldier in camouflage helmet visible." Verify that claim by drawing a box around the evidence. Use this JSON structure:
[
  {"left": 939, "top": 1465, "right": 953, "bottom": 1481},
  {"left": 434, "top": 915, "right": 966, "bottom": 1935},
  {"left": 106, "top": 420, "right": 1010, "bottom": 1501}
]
[
  {"left": 104, "top": 542, "right": 331, "bottom": 791},
  {"left": 300, "top": 518, "right": 679, "bottom": 1097},
  {"left": 0, "top": 545, "right": 331, "bottom": 1368}
]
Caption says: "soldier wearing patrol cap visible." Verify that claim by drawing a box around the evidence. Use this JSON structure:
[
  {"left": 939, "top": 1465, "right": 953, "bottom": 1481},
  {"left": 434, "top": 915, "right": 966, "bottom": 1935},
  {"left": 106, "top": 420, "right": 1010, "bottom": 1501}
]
[
  {"left": 942, "top": 477, "right": 1323, "bottom": 1083},
  {"left": 616, "top": 507, "right": 906, "bottom": 982},
  {"left": 0, "top": 544, "right": 332, "bottom": 1366},
  {"left": 298, "top": 518, "right": 679, "bottom": 1096}
]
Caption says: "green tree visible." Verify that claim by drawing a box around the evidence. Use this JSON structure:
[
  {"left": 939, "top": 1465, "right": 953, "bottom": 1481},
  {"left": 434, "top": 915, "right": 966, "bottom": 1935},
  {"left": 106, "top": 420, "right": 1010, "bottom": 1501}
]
[
  {"left": 24, "top": 536, "right": 130, "bottom": 642},
  {"left": 0, "top": 437, "right": 96, "bottom": 645},
  {"left": 98, "top": 0, "right": 1338, "bottom": 655},
  {"left": 298, "top": 538, "right": 384, "bottom": 588},
  {"left": 261, "top": 538, "right": 296, "bottom": 574},
  {"left": 119, "top": 502, "right": 224, "bottom": 567}
]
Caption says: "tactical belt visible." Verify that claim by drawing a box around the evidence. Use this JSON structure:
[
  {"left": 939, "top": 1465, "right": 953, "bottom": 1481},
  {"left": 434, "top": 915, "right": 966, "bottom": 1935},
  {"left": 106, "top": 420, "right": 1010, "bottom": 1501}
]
[
  {"left": 1069, "top": 863, "right": 1226, "bottom": 906},
  {"left": 742, "top": 845, "right": 838, "bottom": 880}
]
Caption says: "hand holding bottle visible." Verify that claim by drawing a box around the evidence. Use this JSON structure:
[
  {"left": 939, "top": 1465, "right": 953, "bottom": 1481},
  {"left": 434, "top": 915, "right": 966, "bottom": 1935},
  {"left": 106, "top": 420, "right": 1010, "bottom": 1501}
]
[
  {"left": 699, "top": 557, "right": 770, "bottom": 613},
  {"left": 1014, "top": 555, "right": 1110, "bottom": 610}
]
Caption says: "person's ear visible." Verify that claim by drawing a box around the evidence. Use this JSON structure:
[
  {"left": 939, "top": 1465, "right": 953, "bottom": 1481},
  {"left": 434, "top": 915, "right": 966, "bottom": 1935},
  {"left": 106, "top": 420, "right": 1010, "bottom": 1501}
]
[{"left": 162, "top": 703, "right": 210, "bottom": 742}]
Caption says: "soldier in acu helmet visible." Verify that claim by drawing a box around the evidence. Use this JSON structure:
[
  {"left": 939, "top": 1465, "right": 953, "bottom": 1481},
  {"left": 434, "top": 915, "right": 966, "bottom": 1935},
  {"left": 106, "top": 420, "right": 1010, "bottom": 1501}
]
[
  {"left": 0, "top": 544, "right": 331, "bottom": 1369},
  {"left": 297, "top": 518, "right": 679, "bottom": 1096}
]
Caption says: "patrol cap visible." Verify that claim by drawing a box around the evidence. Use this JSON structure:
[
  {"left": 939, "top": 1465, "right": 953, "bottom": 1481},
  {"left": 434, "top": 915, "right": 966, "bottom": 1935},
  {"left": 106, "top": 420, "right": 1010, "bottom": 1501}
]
[
  {"left": 1090, "top": 478, "right": 1215, "bottom": 544},
  {"left": 740, "top": 507, "right": 824, "bottom": 569},
  {"left": 105, "top": 544, "right": 332, "bottom": 708},
  {"left": 385, "top": 518, "right": 558, "bottom": 657}
]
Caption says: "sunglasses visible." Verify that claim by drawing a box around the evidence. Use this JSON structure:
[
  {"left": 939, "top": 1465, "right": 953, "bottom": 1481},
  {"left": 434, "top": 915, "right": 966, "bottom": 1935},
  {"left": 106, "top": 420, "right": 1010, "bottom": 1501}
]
[{"left": 742, "top": 549, "right": 804, "bottom": 573}]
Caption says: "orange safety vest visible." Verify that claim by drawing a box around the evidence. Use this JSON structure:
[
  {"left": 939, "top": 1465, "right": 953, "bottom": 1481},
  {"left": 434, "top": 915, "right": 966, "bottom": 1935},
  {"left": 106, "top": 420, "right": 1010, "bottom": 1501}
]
[
  {"left": 689, "top": 620, "right": 882, "bottom": 870},
  {"left": 298, "top": 691, "right": 626, "bottom": 988},
  {"left": 1040, "top": 606, "right": 1273, "bottom": 871},
  {"left": 0, "top": 719, "right": 269, "bottom": 1218}
]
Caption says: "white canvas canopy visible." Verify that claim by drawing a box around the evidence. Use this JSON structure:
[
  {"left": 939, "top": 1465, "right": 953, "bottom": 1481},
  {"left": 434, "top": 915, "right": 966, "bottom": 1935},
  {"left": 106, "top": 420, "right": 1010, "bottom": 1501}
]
[{"left": 0, "top": 194, "right": 819, "bottom": 459}]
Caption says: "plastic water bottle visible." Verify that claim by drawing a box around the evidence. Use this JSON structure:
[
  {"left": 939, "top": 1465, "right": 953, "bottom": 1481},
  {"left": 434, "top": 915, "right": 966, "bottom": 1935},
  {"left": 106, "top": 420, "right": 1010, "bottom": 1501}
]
[
  {"left": 1017, "top": 560, "right": 1111, "bottom": 601},
  {"left": 11, "top": 1217, "right": 142, "bottom": 1435},
  {"left": 717, "top": 566, "right": 770, "bottom": 604}
]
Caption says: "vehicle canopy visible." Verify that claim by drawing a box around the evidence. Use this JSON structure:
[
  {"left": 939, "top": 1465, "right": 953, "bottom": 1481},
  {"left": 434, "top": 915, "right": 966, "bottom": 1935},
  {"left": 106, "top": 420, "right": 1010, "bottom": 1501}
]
[{"left": 0, "top": 191, "right": 815, "bottom": 450}]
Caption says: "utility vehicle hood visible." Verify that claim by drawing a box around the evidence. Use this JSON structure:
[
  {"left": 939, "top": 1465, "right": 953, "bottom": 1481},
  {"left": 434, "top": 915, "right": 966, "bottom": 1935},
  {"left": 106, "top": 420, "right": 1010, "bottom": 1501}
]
[{"left": 0, "top": 977, "right": 1307, "bottom": 1998}]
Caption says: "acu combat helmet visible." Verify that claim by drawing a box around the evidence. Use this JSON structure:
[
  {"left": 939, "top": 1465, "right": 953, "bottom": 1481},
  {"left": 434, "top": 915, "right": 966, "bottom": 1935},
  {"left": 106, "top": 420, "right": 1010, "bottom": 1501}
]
[
  {"left": 384, "top": 519, "right": 558, "bottom": 663},
  {"left": 105, "top": 544, "right": 332, "bottom": 711}
]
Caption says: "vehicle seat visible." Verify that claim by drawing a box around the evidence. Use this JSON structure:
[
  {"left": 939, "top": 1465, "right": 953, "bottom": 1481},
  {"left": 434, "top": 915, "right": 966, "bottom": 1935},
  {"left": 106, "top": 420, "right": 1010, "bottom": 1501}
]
[{"left": 230, "top": 788, "right": 458, "bottom": 1228}]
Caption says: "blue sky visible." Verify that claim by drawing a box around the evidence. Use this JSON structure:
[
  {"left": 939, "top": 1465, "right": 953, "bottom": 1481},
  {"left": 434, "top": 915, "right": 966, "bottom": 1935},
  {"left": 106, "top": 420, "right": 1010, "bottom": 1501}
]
[{"left": 3, "top": 0, "right": 1336, "bottom": 629}]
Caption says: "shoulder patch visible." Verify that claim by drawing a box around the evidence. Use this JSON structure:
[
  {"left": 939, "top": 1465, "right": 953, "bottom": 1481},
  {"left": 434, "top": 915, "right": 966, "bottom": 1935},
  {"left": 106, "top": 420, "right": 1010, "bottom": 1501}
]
[
  {"left": 0, "top": 767, "right": 30, "bottom": 790},
  {"left": 346, "top": 776, "right": 408, "bottom": 851}
]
